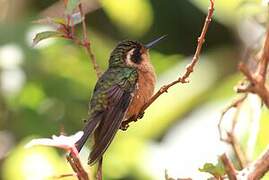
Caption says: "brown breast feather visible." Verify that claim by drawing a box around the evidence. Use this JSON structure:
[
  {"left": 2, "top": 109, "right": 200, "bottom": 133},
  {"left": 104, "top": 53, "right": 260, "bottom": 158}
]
[{"left": 125, "top": 64, "right": 156, "bottom": 120}]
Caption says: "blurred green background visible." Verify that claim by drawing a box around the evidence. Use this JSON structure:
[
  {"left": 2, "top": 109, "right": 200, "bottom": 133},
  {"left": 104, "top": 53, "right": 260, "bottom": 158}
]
[{"left": 0, "top": 0, "right": 268, "bottom": 179}]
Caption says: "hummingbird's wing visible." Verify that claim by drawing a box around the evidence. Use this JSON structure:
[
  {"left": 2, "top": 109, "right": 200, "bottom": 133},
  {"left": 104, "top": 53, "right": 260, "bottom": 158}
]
[
  {"left": 76, "top": 67, "right": 138, "bottom": 165},
  {"left": 75, "top": 112, "right": 104, "bottom": 152},
  {"left": 89, "top": 68, "right": 138, "bottom": 164},
  {"left": 89, "top": 84, "right": 133, "bottom": 164}
]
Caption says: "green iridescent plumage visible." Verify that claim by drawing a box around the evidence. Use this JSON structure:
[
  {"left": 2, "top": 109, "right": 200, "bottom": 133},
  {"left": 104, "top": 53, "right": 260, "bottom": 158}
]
[
  {"left": 75, "top": 40, "right": 140, "bottom": 164},
  {"left": 90, "top": 40, "right": 141, "bottom": 113},
  {"left": 109, "top": 40, "right": 142, "bottom": 67},
  {"left": 75, "top": 35, "right": 165, "bottom": 170},
  {"left": 89, "top": 67, "right": 138, "bottom": 114}
]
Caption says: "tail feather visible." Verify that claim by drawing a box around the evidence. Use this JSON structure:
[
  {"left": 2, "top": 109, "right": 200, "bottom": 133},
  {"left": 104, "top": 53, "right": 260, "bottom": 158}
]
[
  {"left": 88, "top": 116, "right": 122, "bottom": 164},
  {"left": 88, "top": 92, "right": 131, "bottom": 164},
  {"left": 75, "top": 117, "right": 100, "bottom": 152}
]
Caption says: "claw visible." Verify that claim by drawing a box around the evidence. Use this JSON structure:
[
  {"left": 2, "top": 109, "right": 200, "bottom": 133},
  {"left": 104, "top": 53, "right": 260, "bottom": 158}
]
[
  {"left": 120, "top": 123, "right": 129, "bottom": 131},
  {"left": 137, "top": 112, "right": 145, "bottom": 119}
]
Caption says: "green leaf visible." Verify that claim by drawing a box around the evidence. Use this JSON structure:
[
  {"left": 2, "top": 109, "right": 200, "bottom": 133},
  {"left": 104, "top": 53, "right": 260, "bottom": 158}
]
[
  {"left": 33, "top": 31, "right": 64, "bottom": 46},
  {"left": 66, "top": 0, "right": 80, "bottom": 15},
  {"left": 33, "top": 17, "right": 66, "bottom": 26},
  {"left": 33, "top": 14, "right": 82, "bottom": 27},
  {"left": 199, "top": 160, "right": 225, "bottom": 178}
]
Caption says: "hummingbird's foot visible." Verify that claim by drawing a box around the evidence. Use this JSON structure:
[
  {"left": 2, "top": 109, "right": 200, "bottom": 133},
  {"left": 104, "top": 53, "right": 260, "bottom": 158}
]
[
  {"left": 120, "top": 123, "right": 129, "bottom": 131},
  {"left": 120, "top": 113, "right": 145, "bottom": 131},
  {"left": 137, "top": 112, "right": 145, "bottom": 119}
]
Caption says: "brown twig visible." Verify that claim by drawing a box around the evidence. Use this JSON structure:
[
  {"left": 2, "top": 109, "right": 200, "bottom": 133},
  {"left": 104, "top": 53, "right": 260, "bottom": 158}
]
[
  {"left": 43, "top": 1, "right": 102, "bottom": 78},
  {"left": 216, "top": 146, "right": 269, "bottom": 180},
  {"left": 238, "top": 145, "right": 269, "bottom": 179},
  {"left": 218, "top": 94, "right": 248, "bottom": 169},
  {"left": 41, "top": 0, "right": 101, "bottom": 18},
  {"left": 164, "top": 170, "right": 192, "bottom": 180},
  {"left": 53, "top": 173, "right": 76, "bottom": 179},
  {"left": 257, "top": 28, "right": 269, "bottom": 82},
  {"left": 78, "top": 3, "right": 102, "bottom": 78},
  {"left": 220, "top": 154, "right": 237, "bottom": 180},
  {"left": 215, "top": 18, "right": 269, "bottom": 180},
  {"left": 164, "top": 169, "right": 174, "bottom": 180},
  {"left": 216, "top": 25, "right": 269, "bottom": 176},
  {"left": 236, "top": 27, "right": 269, "bottom": 107},
  {"left": 67, "top": 151, "right": 89, "bottom": 180},
  {"left": 228, "top": 134, "right": 247, "bottom": 170},
  {"left": 124, "top": 0, "right": 215, "bottom": 126},
  {"left": 143, "top": 0, "right": 214, "bottom": 110}
]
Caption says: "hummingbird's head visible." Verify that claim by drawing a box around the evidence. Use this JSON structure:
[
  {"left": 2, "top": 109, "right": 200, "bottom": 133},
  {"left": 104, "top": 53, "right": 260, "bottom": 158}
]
[{"left": 109, "top": 35, "right": 166, "bottom": 68}]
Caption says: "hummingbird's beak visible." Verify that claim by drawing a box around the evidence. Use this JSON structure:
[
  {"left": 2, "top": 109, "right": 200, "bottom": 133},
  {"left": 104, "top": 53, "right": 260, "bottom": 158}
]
[{"left": 144, "top": 35, "right": 167, "bottom": 49}]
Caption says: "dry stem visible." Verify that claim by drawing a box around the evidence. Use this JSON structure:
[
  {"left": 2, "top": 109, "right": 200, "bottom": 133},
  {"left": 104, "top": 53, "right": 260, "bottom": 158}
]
[
  {"left": 67, "top": 151, "right": 89, "bottom": 180},
  {"left": 52, "top": 2, "right": 102, "bottom": 78},
  {"left": 237, "top": 28, "right": 269, "bottom": 107},
  {"left": 240, "top": 145, "right": 269, "bottom": 179},
  {"left": 218, "top": 95, "right": 248, "bottom": 169},
  {"left": 215, "top": 20, "right": 269, "bottom": 180},
  {"left": 218, "top": 146, "right": 269, "bottom": 179},
  {"left": 220, "top": 154, "right": 237, "bottom": 180},
  {"left": 123, "top": 0, "right": 215, "bottom": 127},
  {"left": 142, "top": 0, "right": 215, "bottom": 112},
  {"left": 165, "top": 170, "right": 192, "bottom": 180},
  {"left": 78, "top": 3, "right": 102, "bottom": 78}
]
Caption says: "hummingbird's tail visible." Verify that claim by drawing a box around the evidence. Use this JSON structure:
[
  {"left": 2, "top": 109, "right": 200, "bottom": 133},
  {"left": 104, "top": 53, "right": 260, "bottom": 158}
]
[
  {"left": 88, "top": 92, "right": 131, "bottom": 165},
  {"left": 75, "top": 117, "right": 100, "bottom": 152}
]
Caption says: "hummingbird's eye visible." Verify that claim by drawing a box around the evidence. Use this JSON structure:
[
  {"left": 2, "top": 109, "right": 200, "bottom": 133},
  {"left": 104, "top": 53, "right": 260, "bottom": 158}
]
[{"left": 131, "top": 48, "right": 142, "bottom": 64}]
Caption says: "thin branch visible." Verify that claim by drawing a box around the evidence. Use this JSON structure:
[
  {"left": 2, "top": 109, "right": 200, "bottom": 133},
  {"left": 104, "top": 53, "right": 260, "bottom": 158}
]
[
  {"left": 53, "top": 173, "right": 77, "bottom": 179},
  {"left": 236, "top": 26, "right": 269, "bottom": 107},
  {"left": 257, "top": 28, "right": 269, "bottom": 83},
  {"left": 165, "top": 170, "right": 192, "bottom": 180},
  {"left": 67, "top": 151, "right": 89, "bottom": 180},
  {"left": 238, "top": 145, "right": 269, "bottom": 179},
  {"left": 220, "top": 154, "right": 237, "bottom": 180},
  {"left": 228, "top": 132, "right": 248, "bottom": 170},
  {"left": 238, "top": 63, "right": 269, "bottom": 107},
  {"left": 165, "top": 169, "right": 175, "bottom": 180},
  {"left": 78, "top": 3, "right": 102, "bottom": 78},
  {"left": 218, "top": 94, "right": 248, "bottom": 169},
  {"left": 216, "top": 19, "right": 269, "bottom": 180},
  {"left": 123, "top": 0, "right": 215, "bottom": 127},
  {"left": 40, "top": 0, "right": 101, "bottom": 18},
  {"left": 38, "top": 1, "right": 102, "bottom": 78},
  {"left": 143, "top": 0, "right": 215, "bottom": 111}
]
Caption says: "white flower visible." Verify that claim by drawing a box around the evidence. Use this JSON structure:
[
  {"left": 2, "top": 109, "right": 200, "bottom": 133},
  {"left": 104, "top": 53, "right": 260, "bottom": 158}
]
[{"left": 25, "top": 131, "right": 83, "bottom": 155}]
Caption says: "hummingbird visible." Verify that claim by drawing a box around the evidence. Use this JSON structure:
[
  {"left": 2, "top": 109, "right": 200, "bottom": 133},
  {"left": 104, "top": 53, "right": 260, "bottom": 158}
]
[{"left": 75, "top": 36, "right": 166, "bottom": 165}]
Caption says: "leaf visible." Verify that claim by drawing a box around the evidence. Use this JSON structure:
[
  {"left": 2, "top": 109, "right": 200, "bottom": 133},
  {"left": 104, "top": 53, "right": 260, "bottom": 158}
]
[
  {"left": 33, "top": 17, "right": 66, "bottom": 26},
  {"left": 33, "top": 14, "right": 83, "bottom": 27},
  {"left": 33, "top": 31, "right": 64, "bottom": 46},
  {"left": 66, "top": 0, "right": 80, "bottom": 15},
  {"left": 199, "top": 160, "right": 225, "bottom": 178}
]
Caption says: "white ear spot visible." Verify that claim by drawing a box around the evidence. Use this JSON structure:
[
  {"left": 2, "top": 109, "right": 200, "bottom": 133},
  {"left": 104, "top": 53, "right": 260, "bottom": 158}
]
[{"left": 126, "top": 49, "right": 135, "bottom": 66}]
